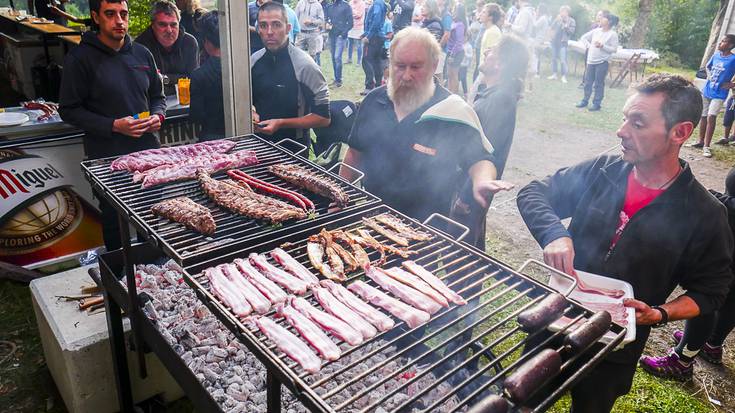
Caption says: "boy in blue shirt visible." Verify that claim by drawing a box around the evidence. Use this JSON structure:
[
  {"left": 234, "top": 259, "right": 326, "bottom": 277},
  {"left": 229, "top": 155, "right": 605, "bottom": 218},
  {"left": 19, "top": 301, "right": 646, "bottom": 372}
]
[{"left": 690, "top": 34, "right": 735, "bottom": 158}]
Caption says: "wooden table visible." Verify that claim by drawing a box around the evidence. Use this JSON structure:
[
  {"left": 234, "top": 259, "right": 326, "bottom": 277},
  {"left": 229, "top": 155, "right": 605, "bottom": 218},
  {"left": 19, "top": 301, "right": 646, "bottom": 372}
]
[{"left": 0, "top": 12, "right": 80, "bottom": 62}]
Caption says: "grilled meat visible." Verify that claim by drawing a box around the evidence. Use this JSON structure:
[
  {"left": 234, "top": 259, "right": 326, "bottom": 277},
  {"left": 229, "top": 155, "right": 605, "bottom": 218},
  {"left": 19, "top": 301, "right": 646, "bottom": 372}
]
[
  {"left": 374, "top": 213, "right": 434, "bottom": 241},
  {"left": 402, "top": 261, "right": 467, "bottom": 306},
  {"left": 134, "top": 150, "right": 259, "bottom": 189},
  {"left": 111, "top": 140, "right": 236, "bottom": 172},
  {"left": 356, "top": 229, "right": 414, "bottom": 259},
  {"left": 321, "top": 280, "right": 395, "bottom": 331},
  {"left": 151, "top": 197, "right": 216, "bottom": 235},
  {"left": 277, "top": 303, "right": 341, "bottom": 361},
  {"left": 307, "top": 236, "right": 344, "bottom": 282},
  {"left": 268, "top": 163, "right": 350, "bottom": 207},
  {"left": 197, "top": 170, "right": 307, "bottom": 224},
  {"left": 347, "top": 280, "right": 430, "bottom": 329},
  {"left": 331, "top": 230, "right": 371, "bottom": 267},
  {"left": 255, "top": 316, "right": 322, "bottom": 374},
  {"left": 362, "top": 217, "right": 410, "bottom": 246}
]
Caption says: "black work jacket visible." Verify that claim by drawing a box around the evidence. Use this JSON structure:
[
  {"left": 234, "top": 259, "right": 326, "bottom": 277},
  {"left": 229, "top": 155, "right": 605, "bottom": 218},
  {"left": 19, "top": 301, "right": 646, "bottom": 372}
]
[{"left": 517, "top": 155, "right": 734, "bottom": 363}]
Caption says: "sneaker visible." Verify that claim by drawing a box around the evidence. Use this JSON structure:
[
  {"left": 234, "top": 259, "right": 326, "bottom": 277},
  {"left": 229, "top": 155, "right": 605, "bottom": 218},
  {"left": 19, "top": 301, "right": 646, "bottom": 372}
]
[
  {"left": 561, "top": 76, "right": 568, "bottom": 83},
  {"left": 639, "top": 349, "right": 694, "bottom": 381},
  {"left": 589, "top": 105, "right": 602, "bottom": 112},
  {"left": 672, "top": 330, "right": 723, "bottom": 364},
  {"left": 333, "top": 82, "right": 342, "bottom": 88},
  {"left": 547, "top": 74, "right": 558, "bottom": 80},
  {"left": 715, "top": 137, "right": 732, "bottom": 145},
  {"left": 703, "top": 147, "right": 712, "bottom": 158},
  {"left": 687, "top": 141, "right": 704, "bottom": 148},
  {"left": 575, "top": 101, "right": 588, "bottom": 108}
]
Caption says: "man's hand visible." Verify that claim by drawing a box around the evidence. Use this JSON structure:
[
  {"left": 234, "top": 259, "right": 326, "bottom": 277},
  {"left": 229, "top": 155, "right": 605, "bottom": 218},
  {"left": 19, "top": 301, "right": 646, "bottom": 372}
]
[
  {"left": 252, "top": 106, "right": 260, "bottom": 124},
  {"left": 254, "top": 118, "right": 283, "bottom": 135},
  {"left": 543, "top": 237, "right": 575, "bottom": 275},
  {"left": 723, "top": 81, "right": 735, "bottom": 89},
  {"left": 594, "top": 41, "right": 603, "bottom": 48},
  {"left": 623, "top": 298, "right": 662, "bottom": 326},
  {"left": 112, "top": 116, "right": 149, "bottom": 138},
  {"left": 472, "top": 179, "right": 514, "bottom": 209},
  {"left": 144, "top": 115, "right": 162, "bottom": 132}
]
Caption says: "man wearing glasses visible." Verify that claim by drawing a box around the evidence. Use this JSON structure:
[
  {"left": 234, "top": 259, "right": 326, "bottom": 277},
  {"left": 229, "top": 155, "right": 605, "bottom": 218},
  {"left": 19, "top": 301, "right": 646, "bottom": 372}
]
[{"left": 136, "top": 0, "right": 199, "bottom": 95}]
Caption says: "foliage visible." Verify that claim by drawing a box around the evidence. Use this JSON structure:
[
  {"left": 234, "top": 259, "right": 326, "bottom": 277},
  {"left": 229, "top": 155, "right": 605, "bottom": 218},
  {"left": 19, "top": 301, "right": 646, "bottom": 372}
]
[{"left": 128, "top": 0, "right": 153, "bottom": 37}]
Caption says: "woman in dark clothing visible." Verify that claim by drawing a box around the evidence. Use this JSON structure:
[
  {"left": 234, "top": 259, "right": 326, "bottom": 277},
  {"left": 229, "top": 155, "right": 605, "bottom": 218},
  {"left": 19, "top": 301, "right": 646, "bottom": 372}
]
[
  {"left": 190, "top": 12, "right": 225, "bottom": 141},
  {"left": 420, "top": 0, "right": 444, "bottom": 43}
]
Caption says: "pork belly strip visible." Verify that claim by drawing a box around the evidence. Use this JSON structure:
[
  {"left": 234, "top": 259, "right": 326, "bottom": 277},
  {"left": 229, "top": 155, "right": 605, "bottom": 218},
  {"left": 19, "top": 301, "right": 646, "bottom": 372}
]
[
  {"left": 347, "top": 280, "right": 430, "bottom": 329},
  {"left": 249, "top": 253, "right": 309, "bottom": 295},
  {"left": 291, "top": 297, "right": 364, "bottom": 346},
  {"left": 270, "top": 247, "right": 320, "bottom": 286},
  {"left": 219, "top": 263, "right": 271, "bottom": 314},
  {"left": 255, "top": 316, "right": 322, "bottom": 374},
  {"left": 204, "top": 266, "right": 252, "bottom": 316},
  {"left": 383, "top": 266, "right": 449, "bottom": 307},
  {"left": 312, "top": 286, "right": 377, "bottom": 340},
  {"left": 321, "top": 279, "right": 395, "bottom": 331},
  {"left": 233, "top": 258, "right": 289, "bottom": 304},
  {"left": 150, "top": 197, "right": 216, "bottom": 235},
  {"left": 364, "top": 265, "right": 443, "bottom": 314},
  {"left": 111, "top": 139, "right": 236, "bottom": 172},
  {"left": 277, "top": 303, "right": 341, "bottom": 361},
  {"left": 402, "top": 261, "right": 467, "bottom": 306}
]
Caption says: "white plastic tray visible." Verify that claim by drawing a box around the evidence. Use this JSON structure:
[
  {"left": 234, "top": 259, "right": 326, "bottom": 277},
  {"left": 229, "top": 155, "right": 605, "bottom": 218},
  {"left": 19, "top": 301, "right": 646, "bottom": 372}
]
[{"left": 548, "top": 269, "right": 636, "bottom": 349}]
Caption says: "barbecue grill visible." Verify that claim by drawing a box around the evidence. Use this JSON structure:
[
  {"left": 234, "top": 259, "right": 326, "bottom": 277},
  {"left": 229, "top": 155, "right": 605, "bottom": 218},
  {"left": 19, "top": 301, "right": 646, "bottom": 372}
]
[
  {"left": 81, "top": 135, "right": 380, "bottom": 267},
  {"left": 178, "top": 205, "right": 627, "bottom": 412}
]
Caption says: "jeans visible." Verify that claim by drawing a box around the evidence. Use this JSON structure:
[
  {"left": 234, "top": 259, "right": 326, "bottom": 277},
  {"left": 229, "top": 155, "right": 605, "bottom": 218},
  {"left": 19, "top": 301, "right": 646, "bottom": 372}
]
[
  {"left": 582, "top": 61, "right": 609, "bottom": 107},
  {"left": 363, "top": 36, "right": 384, "bottom": 89},
  {"left": 347, "top": 37, "right": 363, "bottom": 64},
  {"left": 551, "top": 45, "right": 568, "bottom": 76},
  {"left": 330, "top": 35, "right": 346, "bottom": 83}
]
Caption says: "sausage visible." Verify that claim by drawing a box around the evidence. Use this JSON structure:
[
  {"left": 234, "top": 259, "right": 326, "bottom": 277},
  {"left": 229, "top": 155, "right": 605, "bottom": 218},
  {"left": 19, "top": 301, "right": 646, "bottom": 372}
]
[
  {"left": 227, "top": 170, "right": 311, "bottom": 210},
  {"left": 466, "top": 394, "right": 509, "bottom": 413},
  {"left": 563, "top": 310, "right": 612, "bottom": 354},
  {"left": 517, "top": 293, "right": 568, "bottom": 332},
  {"left": 232, "top": 169, "right": 316, "bottom": 210},
  {"left": 504, "top": 349, "right": 562, "bottom": 404}
]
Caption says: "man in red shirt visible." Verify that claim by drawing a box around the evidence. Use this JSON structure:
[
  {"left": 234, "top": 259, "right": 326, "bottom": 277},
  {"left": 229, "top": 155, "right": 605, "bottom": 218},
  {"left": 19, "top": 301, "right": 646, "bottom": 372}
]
[{"left": 516, "top": 74, "right": 733, "bottom": 412}]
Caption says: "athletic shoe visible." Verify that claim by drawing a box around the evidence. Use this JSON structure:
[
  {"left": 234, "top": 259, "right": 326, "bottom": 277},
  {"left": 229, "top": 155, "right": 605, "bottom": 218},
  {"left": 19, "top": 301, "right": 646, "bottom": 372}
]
[
  {"left": 715, "top": 137, "right": 733, "bottom": 145},
  {"left": 589, "top": 105, "right": 601, "bottom": 112},
  {"left": 561, "top": 76, "right": 568, "bottom": 83},
  {"left": 687, "top": 141, "right": 704, "bottom": 148},
  {"left": 703, "top": 147, "right": 712, "bottom": 158},
  {"left": 547, "top": 74, "right": 558, "bottom": 80},
  {"left": 575, "top": 101, "right": 588, "bottom": 108},
  {"left": 639, "top": 349, "right": 694, "bottom": 381},
  {"left": 672, "top": 330, "right": 724, "bottom": 364}
]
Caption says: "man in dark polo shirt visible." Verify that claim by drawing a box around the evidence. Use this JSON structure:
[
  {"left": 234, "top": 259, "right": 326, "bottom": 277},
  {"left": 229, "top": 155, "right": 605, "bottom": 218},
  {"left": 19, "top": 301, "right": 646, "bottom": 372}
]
[
  {"left": 59, "top": 0, "right": 166, "bottom": 251},
  {"left": 342, "top": 26, "right": 513, "bottom": 221},
  {"left": 251, "top": 1, "right": 330, "bottom": 150},
  {"left": 136, "top": 0, "right": 199, "bottom": 95}
]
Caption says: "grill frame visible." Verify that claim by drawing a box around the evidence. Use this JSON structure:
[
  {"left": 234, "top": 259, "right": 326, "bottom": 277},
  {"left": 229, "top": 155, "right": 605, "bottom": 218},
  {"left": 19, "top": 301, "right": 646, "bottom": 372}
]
[
  {"left": 181, "top": 204, "right": 628, "bottom": 412},
  {"left": 81, "top": 135, "right": 381, "bottom": 267}
]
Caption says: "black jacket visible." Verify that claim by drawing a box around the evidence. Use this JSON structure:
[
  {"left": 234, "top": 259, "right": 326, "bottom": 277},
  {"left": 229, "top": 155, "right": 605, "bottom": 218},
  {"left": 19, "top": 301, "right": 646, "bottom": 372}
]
[
  {"left": 190, "top": 56, "right": 225, "bottom": 140},
  {"left": 135, "top": 25, "right": 199, "bottom": 95},
  {"left": 392, "top": 0, "right": 414, "bottom": 31},
  {"left": 517, "top": 155, "right": 734, "bottom": 363},
  {"left": 328, "top": 0, "right": 354, "bottom": 38},
  {"left": 59, "top": 32, "right": 166, "bottom": 158}
]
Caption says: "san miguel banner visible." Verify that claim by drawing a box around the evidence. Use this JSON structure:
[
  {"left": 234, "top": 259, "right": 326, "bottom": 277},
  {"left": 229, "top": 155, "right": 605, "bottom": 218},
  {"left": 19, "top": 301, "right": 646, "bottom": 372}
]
[{"left": 0, "top": 147, "right": 103, "bottom": 267}]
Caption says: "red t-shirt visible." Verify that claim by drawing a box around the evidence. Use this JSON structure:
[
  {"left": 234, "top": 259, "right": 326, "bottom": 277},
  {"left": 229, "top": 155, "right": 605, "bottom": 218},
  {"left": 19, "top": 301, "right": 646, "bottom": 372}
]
[{"left": 610, "top": 171, "right": 666, "bottom": 248}]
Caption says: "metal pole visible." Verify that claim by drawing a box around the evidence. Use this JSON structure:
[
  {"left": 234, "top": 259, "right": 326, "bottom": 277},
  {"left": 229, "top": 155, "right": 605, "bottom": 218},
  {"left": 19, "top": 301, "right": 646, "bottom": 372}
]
[{"left": 218, "top": 0, "right": 253, "bottom": 137}]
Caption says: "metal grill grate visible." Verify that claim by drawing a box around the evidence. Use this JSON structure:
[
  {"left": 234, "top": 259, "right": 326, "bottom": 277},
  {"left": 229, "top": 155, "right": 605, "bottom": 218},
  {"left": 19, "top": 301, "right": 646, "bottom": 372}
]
[
  {"left": 81, "top": 135, "right": 380, "bottom": 266},
  {"left": 182, "top": 205, "right": 627, "bottom": 413}
]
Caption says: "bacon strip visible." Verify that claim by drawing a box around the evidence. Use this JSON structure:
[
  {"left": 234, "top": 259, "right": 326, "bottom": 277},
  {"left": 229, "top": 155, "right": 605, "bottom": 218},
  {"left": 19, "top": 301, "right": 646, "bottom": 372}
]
[
  {"left": 383, "top": 267, "right": 449, "bottom": 307},
  {"left": 277, "top": 304, "right": 341, "bottom": 361},
  {"left": 291, "top": 297, "right": 364, "bottom": 346},
  {"left": 249, "top": 253, "right": 309, "bottom": 295},
  {"left": 362, "top": 217, "right": 410, "bottom": 246},
  {"left": 347, "top": 280, "right": 430, "bottom": 329},
  {"left": 255, "top": 316, "right": 322, "bottom": 374},
  {"left": 270, "top": 248, "right": 320, "bottom": 286},
  {"left": 204, "top": 266, "right": 252, "bottom": 316},
  {"left": 321, "top": 280, "right": 395, "bottom": 331},
  {"left": 233, "top": 258, "right": 289, "bottom": 304},
  {"left": 364, "top": 265, "right": 443, "bottom": 314},
  {"left": 402, "top": 261, "right": 467, "bottom": 306},
  {"left": 374, "top": 213, "right": 434, "bottom": 241},
  {"left": 219, "top": 263, "right": 271, "bottom": 314},
  {"left": 312, "top": 286, "right": 377, "bottom": 340}
]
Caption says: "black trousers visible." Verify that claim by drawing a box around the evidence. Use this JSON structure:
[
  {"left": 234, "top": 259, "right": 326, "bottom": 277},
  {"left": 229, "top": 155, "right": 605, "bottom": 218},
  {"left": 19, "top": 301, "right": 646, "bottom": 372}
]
[
  {"left": 582, "top": 61, "right": 609, "bottom": 107},
  {"left": 363, "top": 36, "right": 385, "bottom": 89},
  {"left": 677, "top": 279, "right": 735, "bottom": 351},
  {"left": 98, "top": 193, "right": 122, "bottom": 252}
]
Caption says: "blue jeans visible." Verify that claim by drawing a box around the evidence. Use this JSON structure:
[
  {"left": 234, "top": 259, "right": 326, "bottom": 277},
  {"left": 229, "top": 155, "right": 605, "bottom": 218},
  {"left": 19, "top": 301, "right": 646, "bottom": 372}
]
[
  {"left": 551, "top": 44, "right": 568, "bottom": 76},
  {"left": 347, "top": 37, "right": 363, "bottom": 64},
  {"left": 330, "top": 34, "right": 346, "bottom": 83},
  {"left": 582, "top": 61, "right": 609, "bottom": 107}
]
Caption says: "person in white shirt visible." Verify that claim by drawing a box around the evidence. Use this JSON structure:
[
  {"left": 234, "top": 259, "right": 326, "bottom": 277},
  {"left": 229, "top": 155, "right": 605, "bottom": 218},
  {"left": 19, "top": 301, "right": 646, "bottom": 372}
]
[{"left": 576, "top": 10, "right": 619, "bottom": 111}]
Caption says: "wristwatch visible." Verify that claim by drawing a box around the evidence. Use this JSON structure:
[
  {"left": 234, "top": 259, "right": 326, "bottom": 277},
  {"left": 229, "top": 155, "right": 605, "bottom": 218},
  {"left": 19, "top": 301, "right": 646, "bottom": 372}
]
[{"left": 651, "top": 306, "right": 669, "bottom": 328}]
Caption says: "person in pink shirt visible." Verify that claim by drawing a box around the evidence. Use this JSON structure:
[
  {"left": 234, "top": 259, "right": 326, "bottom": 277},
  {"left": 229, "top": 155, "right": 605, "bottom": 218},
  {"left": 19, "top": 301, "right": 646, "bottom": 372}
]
[{"left": 347, "top": 0, "right": 366, "bottom": 64}]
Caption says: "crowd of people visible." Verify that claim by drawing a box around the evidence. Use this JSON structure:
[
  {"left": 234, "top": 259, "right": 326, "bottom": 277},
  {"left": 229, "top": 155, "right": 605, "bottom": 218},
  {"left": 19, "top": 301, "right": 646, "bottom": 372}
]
[{"left": 53, "top": 0, "right": 735, "bottom": 411}]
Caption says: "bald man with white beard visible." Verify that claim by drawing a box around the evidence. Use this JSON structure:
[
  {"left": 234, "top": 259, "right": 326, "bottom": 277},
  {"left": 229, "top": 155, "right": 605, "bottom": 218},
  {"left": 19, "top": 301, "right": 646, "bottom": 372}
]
[{"left": 341, "top": 27, "right": 512, "bottom": 222}]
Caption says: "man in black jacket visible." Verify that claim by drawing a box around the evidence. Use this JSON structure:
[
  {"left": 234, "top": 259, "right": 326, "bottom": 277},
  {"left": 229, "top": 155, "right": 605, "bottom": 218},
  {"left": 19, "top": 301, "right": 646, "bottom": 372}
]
[
  {"left": 190, "top": 11, "right": 224, "bottom": 141},
  {"left": 516, "top": 73, "right": 734, "bottom": 412},
  {"left": 391, "top": 0, "right": 414, "bottom": 32},
  {"left": 136, "top": 0, "right": 199, "bottom": 95},
  {"left": 327, "top": 0, "right": 353, "bottom": 87},
  {"left": 59, "top": 0, "right": 166, "bottom": 251}
]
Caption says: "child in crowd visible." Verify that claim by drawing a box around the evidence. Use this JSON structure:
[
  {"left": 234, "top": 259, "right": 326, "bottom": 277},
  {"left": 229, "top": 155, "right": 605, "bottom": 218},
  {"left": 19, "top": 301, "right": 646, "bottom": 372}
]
[
  {"left": 381, "top": 11, "right": 394, "bottom": 84},
  {"left": 639, "top": 167, "right": 735, "bottom": 380}
]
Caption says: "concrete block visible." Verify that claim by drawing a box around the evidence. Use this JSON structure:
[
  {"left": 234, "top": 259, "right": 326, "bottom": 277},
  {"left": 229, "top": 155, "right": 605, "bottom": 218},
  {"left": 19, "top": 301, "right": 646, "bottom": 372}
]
[{"left": 30, "top": 265, "right": 184, "bottom": 413}]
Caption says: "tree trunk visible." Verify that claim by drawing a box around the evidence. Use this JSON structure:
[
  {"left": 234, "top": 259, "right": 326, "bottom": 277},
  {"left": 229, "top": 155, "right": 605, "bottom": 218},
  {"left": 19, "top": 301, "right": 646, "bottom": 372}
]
[
  {"left": 701, "top": 0, "right": 729, "bottom": 68},
  {"left": 628, "top": 0, "right": 655, "bottom": 48}
]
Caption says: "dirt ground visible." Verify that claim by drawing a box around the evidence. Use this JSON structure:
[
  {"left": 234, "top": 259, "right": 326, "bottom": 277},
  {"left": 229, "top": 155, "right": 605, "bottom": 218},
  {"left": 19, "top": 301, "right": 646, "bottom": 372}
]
[{"left": 486, "top": 106, "right": 735, "bottom": 412}]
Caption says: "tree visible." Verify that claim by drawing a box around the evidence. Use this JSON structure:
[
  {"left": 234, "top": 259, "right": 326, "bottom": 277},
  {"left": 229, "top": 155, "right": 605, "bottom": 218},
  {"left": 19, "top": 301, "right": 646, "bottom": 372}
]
[
  {"left": 700, "top": 0, "right": 729, "bottom": 68},
  {"left": 628, "top": 0, "right": 654, "bottom": 48}
]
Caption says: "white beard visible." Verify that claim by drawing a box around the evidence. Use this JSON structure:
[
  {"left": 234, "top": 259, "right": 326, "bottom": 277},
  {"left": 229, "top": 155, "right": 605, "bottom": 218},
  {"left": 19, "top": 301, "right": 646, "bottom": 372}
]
[{"left": 387, "top": 74, "right": 436, "bottom": 116}]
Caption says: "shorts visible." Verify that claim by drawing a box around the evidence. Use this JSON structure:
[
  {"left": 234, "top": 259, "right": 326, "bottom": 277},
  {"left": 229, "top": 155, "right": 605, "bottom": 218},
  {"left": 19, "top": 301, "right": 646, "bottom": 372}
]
[
  {"left": 296, "top": 32, "right": 322, "bottom": 57},
  {"left": 724, "top": 97, "right": 735, "bottom": 127},
  {"left": 447, "top": 50, "right": 465, "bottom": 68},
  {"left": 702, "top": 95, "right": 725, "bottom": 117}
]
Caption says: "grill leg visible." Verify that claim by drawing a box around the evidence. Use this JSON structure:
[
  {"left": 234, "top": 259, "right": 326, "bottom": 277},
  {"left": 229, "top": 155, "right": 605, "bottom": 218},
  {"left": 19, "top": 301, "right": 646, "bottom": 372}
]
[
  {"left": 103, "top": 284, "right": 135, "bottom": 412},
  {"left": 267, "top": 371, "right": 282, "bottom": 413},
  {"left": 118, "top": 214, "right": 148, "bottom": 379}
]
